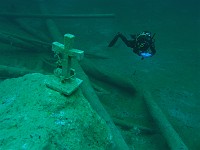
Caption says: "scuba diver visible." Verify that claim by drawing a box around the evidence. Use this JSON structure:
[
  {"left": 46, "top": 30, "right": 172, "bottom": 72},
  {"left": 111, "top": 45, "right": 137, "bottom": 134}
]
[{"left": 108, "top": 31, "right": 156, "bottom": 59}]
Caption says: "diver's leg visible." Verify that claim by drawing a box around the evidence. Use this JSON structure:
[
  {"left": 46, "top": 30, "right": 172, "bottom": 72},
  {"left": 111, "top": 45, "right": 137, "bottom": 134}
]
[
  {"left": 108, "top": 33, "right": 131, "bottom": 47},
  {"left": 118, "top": 33, "right": 131, "bottom": 47},
  {"left": 108, "top": 33, "right": 120, "bottom": 47}
]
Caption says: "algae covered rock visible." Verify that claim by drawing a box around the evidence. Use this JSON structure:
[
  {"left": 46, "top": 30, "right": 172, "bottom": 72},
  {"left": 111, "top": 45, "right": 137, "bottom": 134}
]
[{"left": 0, "top": 73, "right": 112, "bottom": 150}]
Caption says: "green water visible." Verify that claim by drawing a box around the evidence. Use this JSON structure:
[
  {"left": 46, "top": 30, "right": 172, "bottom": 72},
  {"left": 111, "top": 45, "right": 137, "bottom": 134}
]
[{"left": 0, "top": 0, "right": 199, "bottom": 149}]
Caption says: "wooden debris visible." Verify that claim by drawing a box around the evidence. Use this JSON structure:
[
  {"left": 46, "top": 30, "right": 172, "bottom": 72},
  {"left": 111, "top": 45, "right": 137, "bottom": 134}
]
[
  {"left": 113, "top": 117, "right": 157, "bottom": 135},
  {"left": 0, "top": 31, "right": 51, "bottom": 52},
  {"left": 0, "top": 65, "right": 34, "bottom": 79},
  {"left": 143, "top": 91, "right": 188, "bottom": 150},
  {"left": 0, "top": 12, "right": 115, "bottom": 19}
]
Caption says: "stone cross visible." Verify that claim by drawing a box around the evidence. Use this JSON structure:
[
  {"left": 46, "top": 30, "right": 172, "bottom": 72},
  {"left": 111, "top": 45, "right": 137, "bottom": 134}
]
[
  {"left": 46, "top": 34, "right": 84, "bottom": 96},
  {"left": 52, "top": 34, "right": 84, "bottom": 82}
]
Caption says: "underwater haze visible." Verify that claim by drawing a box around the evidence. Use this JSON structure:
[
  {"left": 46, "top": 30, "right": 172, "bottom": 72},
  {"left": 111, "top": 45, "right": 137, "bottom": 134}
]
[{"left": 0, "top": 0, "right": 199, "bottom": 149}]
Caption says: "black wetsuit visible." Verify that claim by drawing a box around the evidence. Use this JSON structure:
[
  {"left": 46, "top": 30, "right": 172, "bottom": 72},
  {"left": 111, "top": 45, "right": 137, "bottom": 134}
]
[{"left": 108, "top": 32, "right": 156, "bottom": 58}]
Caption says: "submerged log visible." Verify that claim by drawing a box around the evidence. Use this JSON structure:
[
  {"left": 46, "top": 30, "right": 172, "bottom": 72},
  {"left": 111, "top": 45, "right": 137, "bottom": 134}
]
[
  {"left": 0, "top": 31, "right": 51, "bottom": 50},
  {"left": 113, "top": 117, "right": 157, "bottom": 135},
  {"left": 143, "top": 91, "right": 188, "bottom": 150},
  {"left": 0, "top": 12, "right": 115, "bottom": 19},
  {"left": 80, "top": 59, "right": 137, "bottom": 95},
  {"left": 0, "top": 65, "right": 34, "bottom": 79},
  {"left": 0, "top": 32, "right": 36, "bottom": 50},
  {"left": 12, "top": 18, "right": 51, "bottom": 42}
]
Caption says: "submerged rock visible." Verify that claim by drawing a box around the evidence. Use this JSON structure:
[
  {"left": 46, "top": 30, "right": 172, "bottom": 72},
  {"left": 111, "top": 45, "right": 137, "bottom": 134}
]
[{"left": 0, "top": 73, "right": 112, "bottom": 150}]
